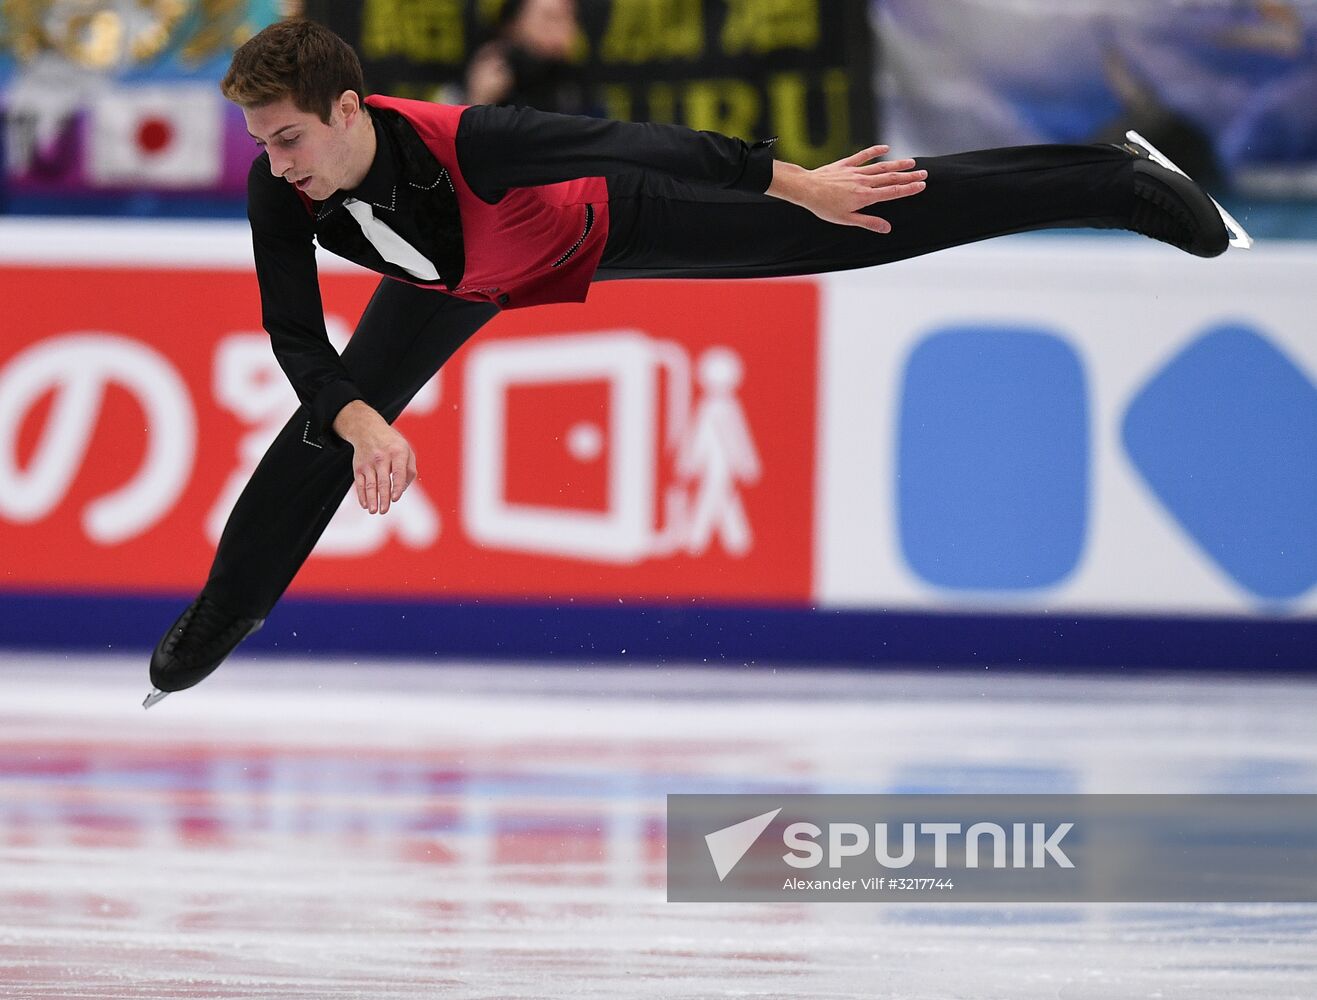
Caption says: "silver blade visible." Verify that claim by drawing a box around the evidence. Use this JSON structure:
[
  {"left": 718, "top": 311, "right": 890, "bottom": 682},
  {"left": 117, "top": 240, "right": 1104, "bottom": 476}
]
[
  {"left": 142, "top": 688, "right": 171, "bottom": 710},
  {"left": 1126, "top": 130, "right": 1254, "bottom": 250}
]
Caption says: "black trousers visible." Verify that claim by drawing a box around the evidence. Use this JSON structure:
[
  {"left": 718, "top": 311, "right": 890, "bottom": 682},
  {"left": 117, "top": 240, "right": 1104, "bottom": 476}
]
[{"left": 204, "top": 144, "right": 1133, "bottom": 617}]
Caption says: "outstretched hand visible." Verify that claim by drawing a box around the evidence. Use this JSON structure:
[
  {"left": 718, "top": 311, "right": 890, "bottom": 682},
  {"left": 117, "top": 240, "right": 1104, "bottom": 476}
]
[
  {"left": 332, "top": 400, "right": 417, "bottom": 516},
  {"left": 765, "top": 144, "right": 927, "bottom": 234}
]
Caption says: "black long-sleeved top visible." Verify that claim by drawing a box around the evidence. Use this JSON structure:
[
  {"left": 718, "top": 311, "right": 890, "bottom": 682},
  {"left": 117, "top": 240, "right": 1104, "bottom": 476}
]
[{"left": 246, "top": 103, "right": 776, "bottom": 439}]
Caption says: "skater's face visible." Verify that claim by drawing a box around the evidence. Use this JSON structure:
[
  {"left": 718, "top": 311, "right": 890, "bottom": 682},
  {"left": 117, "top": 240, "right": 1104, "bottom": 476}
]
[{"left": 245, "top": 92, "right": 372, "bottom": 202}]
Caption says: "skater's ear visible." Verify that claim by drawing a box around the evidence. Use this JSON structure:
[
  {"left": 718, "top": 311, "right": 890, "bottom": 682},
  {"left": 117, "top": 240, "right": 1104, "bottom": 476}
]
[{"left": 335, "top": 89, "right": 365, "bottom": 125}]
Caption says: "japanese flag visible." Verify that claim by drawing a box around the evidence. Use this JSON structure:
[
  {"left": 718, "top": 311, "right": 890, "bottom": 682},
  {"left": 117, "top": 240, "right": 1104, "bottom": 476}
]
[{"left": 87, "top": 85, "right": 223, "bottom": 189}]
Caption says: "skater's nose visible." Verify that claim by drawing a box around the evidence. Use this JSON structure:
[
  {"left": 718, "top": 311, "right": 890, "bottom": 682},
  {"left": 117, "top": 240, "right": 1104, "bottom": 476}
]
[{"left": 268, "top": 148, "right": 293, "bottom": 178}]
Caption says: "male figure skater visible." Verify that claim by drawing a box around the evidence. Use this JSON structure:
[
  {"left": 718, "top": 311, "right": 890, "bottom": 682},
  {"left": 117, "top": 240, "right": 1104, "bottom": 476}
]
[{"left": 145, "top": 18, "right": 1245, "bottom": 707}]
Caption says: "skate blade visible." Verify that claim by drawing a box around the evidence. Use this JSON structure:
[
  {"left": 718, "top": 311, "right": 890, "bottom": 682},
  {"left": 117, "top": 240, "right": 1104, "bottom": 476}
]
[
  {"left": 1126, "top": 130, "right": 1253, "bottom": 250},
  {"left": 142, "top": 688, "right": 171, "bottom": 710}
]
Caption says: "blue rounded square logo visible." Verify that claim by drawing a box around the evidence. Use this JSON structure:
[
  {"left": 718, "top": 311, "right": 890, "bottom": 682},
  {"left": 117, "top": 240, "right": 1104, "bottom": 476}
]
[
  {"left": 1123, "top": 324, "right": 1317, "bottom": 602},
  {"left": 897, "top": 327, "right": 1089, "bottom": 591}
]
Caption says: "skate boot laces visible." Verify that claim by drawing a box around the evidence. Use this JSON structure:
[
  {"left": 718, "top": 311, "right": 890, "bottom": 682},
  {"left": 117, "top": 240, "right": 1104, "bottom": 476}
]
[
  {"left": 1123, "top": 130, "right": 1252, "bottom": 251},
  {"left": 162, "top": 596, "right": 256, "bottom": 665}
]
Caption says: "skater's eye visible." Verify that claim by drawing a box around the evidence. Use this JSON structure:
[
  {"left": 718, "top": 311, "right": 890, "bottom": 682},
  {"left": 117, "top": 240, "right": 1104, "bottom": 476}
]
[{"left": 251, "top": 135, "right": 299, "bottom": 150}]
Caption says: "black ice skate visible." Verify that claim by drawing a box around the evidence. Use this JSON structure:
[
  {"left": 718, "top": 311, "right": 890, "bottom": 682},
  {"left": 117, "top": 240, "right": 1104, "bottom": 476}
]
[
  {"left": 1120, "top": 129, "right": 1251, "bottom": 257},
  {"left": 143, "top": 595, "right": 265, "bottom": 708}
]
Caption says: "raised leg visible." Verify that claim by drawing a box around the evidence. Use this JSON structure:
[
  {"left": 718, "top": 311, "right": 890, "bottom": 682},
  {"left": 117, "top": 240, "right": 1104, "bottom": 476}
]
[{"left": 597, "top": 141, "right": 1225, "bottom": 280}]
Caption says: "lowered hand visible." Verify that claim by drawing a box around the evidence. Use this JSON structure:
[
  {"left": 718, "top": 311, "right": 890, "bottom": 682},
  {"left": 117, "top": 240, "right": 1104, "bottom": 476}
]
[{"left": 333, "top": 400, "right": 417, "bottom": 516}]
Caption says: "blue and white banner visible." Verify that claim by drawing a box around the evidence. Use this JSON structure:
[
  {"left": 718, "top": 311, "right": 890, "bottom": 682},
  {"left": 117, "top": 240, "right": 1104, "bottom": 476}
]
[{"left": 817, "top": 238, "right": 1317, "bottom": 617}]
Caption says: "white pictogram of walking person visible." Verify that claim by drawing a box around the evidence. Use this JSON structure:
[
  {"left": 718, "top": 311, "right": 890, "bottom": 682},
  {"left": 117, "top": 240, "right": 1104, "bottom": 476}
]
[{"left": 675, "top": 347, "right": 761, "bottom": 556}]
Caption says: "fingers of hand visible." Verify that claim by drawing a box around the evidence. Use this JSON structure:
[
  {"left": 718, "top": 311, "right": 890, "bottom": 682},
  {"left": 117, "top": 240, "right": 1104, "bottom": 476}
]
[
  {"left": 834, "top": 167, "right": 924, "bottom": 215},
  {"left": 864, "top": 168, "right": 927, "bottom": 190},
  {"left": 374, "top": 456, "right": 397, "bottom": 514},
  {"left": 842, "top": 143, "right": 890, "bottom": 166},
  {"left": 404, "top": 454, "right": 418, "bottom": 497},
  {"left": 850, "top": 214, "right": 892, "bottom": 234},
  {"left": 389, "top": 454, "right": 414, "bottom": 504},
  {"left": 856, "top": 158, "right": 917, "bottom": 175},
  {"left": 358, "top": 464, "right": 384, "bottom": 515},
  {"left": 868, "top": 178, "right": 928, "bottom": 204},
  {"left": 357, "top": 447, "right": 412, "bottom": 515}
]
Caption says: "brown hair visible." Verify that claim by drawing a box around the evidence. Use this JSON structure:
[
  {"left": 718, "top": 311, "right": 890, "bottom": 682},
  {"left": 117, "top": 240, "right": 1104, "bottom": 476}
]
[{"left": 221, "top": 19, "right": 366, "bottom": 123}]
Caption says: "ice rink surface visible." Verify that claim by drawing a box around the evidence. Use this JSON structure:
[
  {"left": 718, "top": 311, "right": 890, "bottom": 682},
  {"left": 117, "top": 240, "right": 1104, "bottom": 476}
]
[{"left": 1, "top": 652, "right": 1315, "bottom": 999}]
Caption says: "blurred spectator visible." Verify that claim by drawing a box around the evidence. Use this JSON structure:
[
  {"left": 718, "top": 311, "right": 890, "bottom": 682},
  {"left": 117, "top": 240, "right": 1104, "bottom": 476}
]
[
  {"left": 1093, "top": 44, "right": 1226, "bottom": 191},
  {"left": 464, "top": 0, "right": 597, "bottom": 115},
  {"left": 1093, "top": 0, "right": 1314, "bottom": 190},
  {"left": 878, "top": 0, "right": 1317, "bottom": 196}
]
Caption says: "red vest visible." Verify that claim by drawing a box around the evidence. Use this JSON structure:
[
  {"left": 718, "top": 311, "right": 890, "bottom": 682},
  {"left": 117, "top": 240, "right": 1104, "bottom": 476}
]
[{"left": 365, "top": 95, "right": 610, "bottom": 309}]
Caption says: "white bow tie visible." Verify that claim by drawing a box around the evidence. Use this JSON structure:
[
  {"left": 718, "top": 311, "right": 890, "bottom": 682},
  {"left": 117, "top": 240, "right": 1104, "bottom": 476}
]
[{"left": 343, "top": 197, "right": 440, "bottom": 281}]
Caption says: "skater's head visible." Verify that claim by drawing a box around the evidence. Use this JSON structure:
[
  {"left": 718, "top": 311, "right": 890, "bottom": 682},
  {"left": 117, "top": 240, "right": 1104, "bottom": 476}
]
[
  {"left": 222, "top": 19, "right": 365, "bottom": 124},
  {"left": 224, "top": 20, "right": 375, "bottom": 201}
]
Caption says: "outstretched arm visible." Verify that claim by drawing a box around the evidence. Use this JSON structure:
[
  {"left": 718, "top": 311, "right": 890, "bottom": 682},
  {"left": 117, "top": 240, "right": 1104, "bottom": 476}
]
[
  {"left": 766, "top": 145, "right": 927, "bottom": 234},
  {"left": 455, "top": 104, "right": 779, "bottom": 201},
  {"left": 456, "top": 105, "right": 926, "bottom": 229}
]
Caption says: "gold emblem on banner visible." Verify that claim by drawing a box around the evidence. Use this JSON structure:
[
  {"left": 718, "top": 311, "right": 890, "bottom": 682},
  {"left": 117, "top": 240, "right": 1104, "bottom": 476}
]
[{"left": 3, "top": 0, "right": 258, "bottom": 69}]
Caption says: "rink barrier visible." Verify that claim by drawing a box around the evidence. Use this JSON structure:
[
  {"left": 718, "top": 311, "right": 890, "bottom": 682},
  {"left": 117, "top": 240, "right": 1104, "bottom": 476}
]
[
  {"left": 1, "top": 592, "right": 1313, "bottom": 673},
  {"left": 2, "top": 224, "right": 1314, "bottom": 666}
]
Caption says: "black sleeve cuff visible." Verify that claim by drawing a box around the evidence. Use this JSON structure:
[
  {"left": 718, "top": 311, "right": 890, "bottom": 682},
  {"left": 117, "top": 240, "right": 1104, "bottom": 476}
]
[
  {"left": 307, "top": 379, "right": 364, "bottom": 449},
  {"left": 732, "top": 137, "right": 778, "bottom": 193}
]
